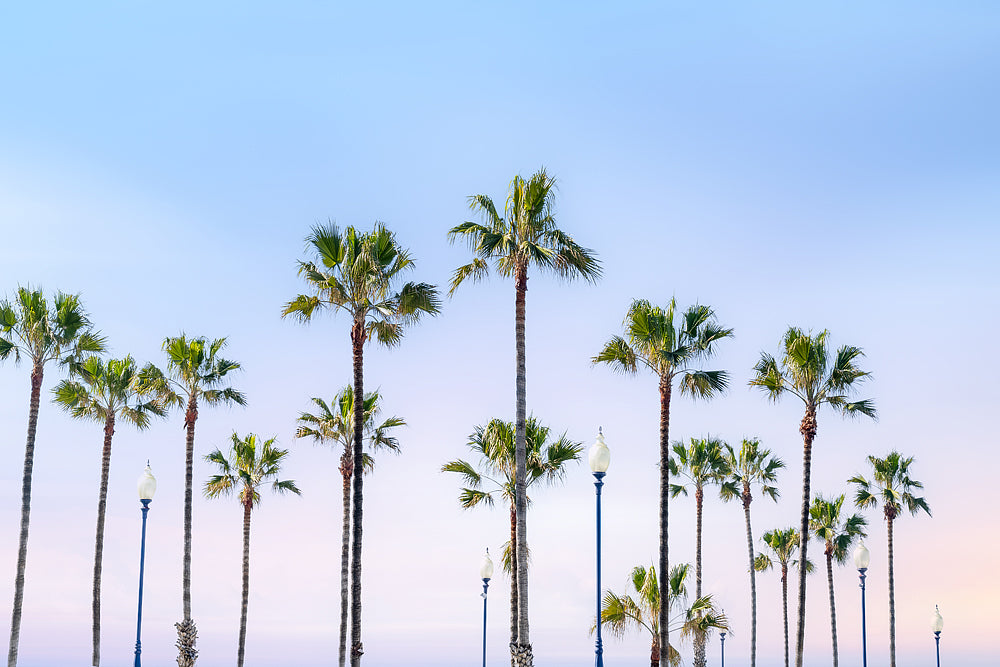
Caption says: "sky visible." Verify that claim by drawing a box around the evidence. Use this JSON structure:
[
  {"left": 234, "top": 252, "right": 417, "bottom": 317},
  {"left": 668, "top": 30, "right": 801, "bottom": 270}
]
[{"left": 1, "top": 1, "right": 998, "bottom": 666}]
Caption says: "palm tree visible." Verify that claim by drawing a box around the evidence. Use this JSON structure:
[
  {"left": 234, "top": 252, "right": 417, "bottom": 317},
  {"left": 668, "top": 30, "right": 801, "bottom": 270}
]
[
  {"left": 284, "top": 223, "right": 439, "bottom": 666},
  {"left": 669, "top": 436, "right": 729, "bottom": 667},
  {"left": 749, "top": 328, "right": 875, "bottom": 667},
  {"left": 809, "top": 494, "right": 867, "bottom": 667},
  {"left": 295, "top": 386, "right": 404, "bottom": 667},
  {"left": 442, "top": 416, "right": 582, "bottom": 652},
  {"left": 139, "top": 335, "right": 246, "bottom": 666},
  {"left": 719, "top": 438, "right": 784, "bottom": 667},
  {"left": 593, "top": 298, "right": 732, "bottom": 663},
  {"left": 0, "top": 287, "right": 104, "bottom": 667},
  {"left": 849, "top": 452, "right": 930, "bottom": 667},
  {"left": 204, "top": 433, "right": 301, "bottom": 667},
  {"left": 596, "top": 562, "right": 730, "bottom": 667},
  {"left": 448, "top": 168, "right": 600, "bottom": 667},
  {"left": 53, "top": 355, "right": 166, "bottom": 666},
  {"left": 754, "top": 528, "right": 812, "bottom": 667}
]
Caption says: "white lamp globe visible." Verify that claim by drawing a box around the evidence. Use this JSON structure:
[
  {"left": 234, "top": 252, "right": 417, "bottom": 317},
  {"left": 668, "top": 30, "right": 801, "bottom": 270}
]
[
  {"left": 137, "top": 464, "right": 157, "bottom": 501},
  {"left": 588, "top": 428, "right": 611, "bottom": 473},
  {"left": 853, "top": 542, "right": 870, "bottom": 570},
  {"left": 932, "top": 605, "right": 944, "bottom": 634},
  {"left": 480, "top": 550, "right": 494, "bottom": 580}
]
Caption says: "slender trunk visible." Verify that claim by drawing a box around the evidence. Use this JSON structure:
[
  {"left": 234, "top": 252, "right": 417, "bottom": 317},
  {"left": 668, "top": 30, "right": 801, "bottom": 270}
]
[
  {"left": 794, "top": 404, "right": 817, "bottom": 667},
  {"left": 176, "top": 394, "right": 199, "bottom": 667},
  {"left": 742, "top": 486, "right": 757, "bottom": 667},
  {"left": 338, "top": 453, "right": 353, "bottom": 667},
  {"left": 656, "top": 376, "right": 672, "bottom": 667},
  {"left": 887, "top": 514, "right": 896, "bottom": 667},
  {"left": 650, "top": 638, "right": 659, "bottom": 667},
  {"left": 781, "top": 563, "right": 790, "bottom": 667},
  {"left": 509, "top": 505, "right": 518, "bottom": 666},
  {"left": 92, "top": 413, "right": 116, "bottom": 666},
  {"left": 826, "top": 543, "right": 838, "bottom": 667},
  {"left": 693, "top": 485, "right": 706, "bottom": 667},
  {"left": 237, "top": 502, "right": 251, "bottom": 667},
  {"left": 511, "top": 266, "right": 532, "bottom": 667},
  {"left": 349, "top": 319, "right": 367, "bottom": 667},
  {"left": 8, "top": 362, "right": 43, "bottom": 667}
]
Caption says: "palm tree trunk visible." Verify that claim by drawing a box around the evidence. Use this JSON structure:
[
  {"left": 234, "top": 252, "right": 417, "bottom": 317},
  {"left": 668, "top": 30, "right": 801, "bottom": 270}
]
[
  {"left": 742, "top": 488, "right": 757, "bottom": 667},
  {"left": 887, "top": 515, "right": 895, "bottom": 667},
  {"left": 693, "top": 485, "right": 706, "bottom": 667},
  {"left": 650, "top": 638, "right": 658, "bottom": 667},
  {"left": 781, "top": 564, "right": 789, "bottom": 667},
  {"left": 509, "top": 506, "right": 518, "bottom": 667},
  {"left": 794, "top": 404, "right": 817, "bottom": 667},
  {"left": 92, "top": 413, "right": 116, "bottom": 666},
  {"left": 657, "top": 376, "right": 672, "bottom": 667},
  {"left": 237, "top": 502, "right": 251, "bottom": 667},
  {"left": 8, "top": 361, "right": 43, "bottom": 667},
  {"left": 338, "top": 454, "right": 353, "bottom": 667},
  {"left": 350, "top": 318, "right": 367, "bottom": 667},
  {"left": 826, "top": 544, "right": 838, "bottom": 667},
  {"left": 512, "top": 266, "right": 532, "bottom": 667},
  {"left": 176, "top": 394, "right": 199, "bottom": 667}
]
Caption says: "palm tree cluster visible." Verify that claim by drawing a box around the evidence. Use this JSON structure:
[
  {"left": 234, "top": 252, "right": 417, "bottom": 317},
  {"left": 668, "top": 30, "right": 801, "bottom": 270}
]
[{"left": 1, "top": 167, "right": 934, "bottom": 667}]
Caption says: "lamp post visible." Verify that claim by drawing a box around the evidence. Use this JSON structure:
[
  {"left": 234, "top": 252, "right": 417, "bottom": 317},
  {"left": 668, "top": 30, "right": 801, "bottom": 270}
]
[
  {"left": 854, "top": 542, "right": 870, "bottom": 667},
  {"left": 589, "top": 428, "right": 611, "bottom": 667},
  {"left": 480, "top": 549, "right": 493, "bottom": 667},
  {"left": 932, "top": 605, "right": 943, "bottom": 667},
  {"left": 134, "top": 463, "right": 156, "bottom": 667},
  {"left": 720, "top": 609, "right": 726, "bottom": 667}
]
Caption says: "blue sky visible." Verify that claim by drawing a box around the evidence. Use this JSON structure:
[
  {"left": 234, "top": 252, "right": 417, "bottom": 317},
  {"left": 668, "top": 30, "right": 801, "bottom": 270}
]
[{"left": 1, "top": 2, "right": 998, "bottom": 666}]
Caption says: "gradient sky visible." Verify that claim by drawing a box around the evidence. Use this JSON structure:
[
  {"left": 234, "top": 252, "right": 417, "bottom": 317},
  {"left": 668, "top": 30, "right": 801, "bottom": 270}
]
[{"left": 1, "top": 2, "right": 998, "bottom": 666}]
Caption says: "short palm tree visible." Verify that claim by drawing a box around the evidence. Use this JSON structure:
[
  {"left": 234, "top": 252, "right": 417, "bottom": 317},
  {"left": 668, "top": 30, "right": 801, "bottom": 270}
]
[
  {"left": 139, "top": 335, "right": 246, "bottom": 666},
  {"left": 754, "top": 528, "right": 813, "bottom": 667},
  {"left": 54, "top": 355, "right": 166, "bottom": 666},
  {"left": 448, "top": 168, "right": 600, "bottom": 667},
  {"left": 719, "top": 438, "right": 784, "bottom": 667},
  {"left": 669, "top": 436, "right": 729, "bottom": 667},
  {"left": 0, "top": 287, "right": 104, "bottom": 667},
  {"left": 597, "top": 562, "right": 729, "bottom": 667},
  {"left": 442, "top": 416, "right": 582, "bottom": 649},
  {"left": 284, "top": 223, "right": 439, "bottom": 666},
  {"left": 204, "top": 434, "right": 301, "bottom": 667},
  {"left": 749, "top": 328, "right": 875, "bottom": 667},
  {"left": 594, "top": 298, "right": 732, "bottom": 663},
  {"left": 849, "top": 452, "right": 930, "bottom": 667},
  {"left": 809, "top": 494, "right": 867, "bottom": 667},
  {"left": 296, "top": 386, "right": 404, "bottom": 667}
]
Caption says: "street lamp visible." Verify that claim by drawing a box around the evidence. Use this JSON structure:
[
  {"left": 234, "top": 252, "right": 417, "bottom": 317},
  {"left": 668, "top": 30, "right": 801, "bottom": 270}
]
[
  {"left": 480, "top": 549, "right": 493, "bottom": 667},
  {"left": 854, "top": 542, "right": 871, "bottom": 667},
  {"left": 932, "top": 605, "right": 943, "bottom": 667},
  {"left": 134, "top": 462, "right": 156, "bottom": 667},
  {"left": 589, "top": 428, "right": 611, "bottom": 667},
  {"left": 720, "top": 609, "right": 726, "bottom": 667}
]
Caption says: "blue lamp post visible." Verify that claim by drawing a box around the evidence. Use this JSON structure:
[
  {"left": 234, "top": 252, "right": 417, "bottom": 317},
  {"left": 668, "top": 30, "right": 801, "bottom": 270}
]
[
  {"left": 854, "top": 543, "right": 870, "bottom": 667},
  {"left": 589, "top": 428, "right": 611, "bottom": 667},
  {"left": 932, "top": 605, "right": 943, "bottom": 667},
  {"left": 134, "top": 463, "right": 156, "bottom": 667},
  {"left": 480, "top": 550, "right": 493, "bottom": 667}
]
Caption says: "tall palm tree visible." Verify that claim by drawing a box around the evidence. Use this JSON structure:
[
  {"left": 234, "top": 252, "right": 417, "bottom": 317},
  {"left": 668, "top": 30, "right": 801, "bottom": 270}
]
[
  {"left": 0, "top": 287, "right": 104, "bottom": 667},
  {"left": 719, "top": 438, "right": 784, "bottom": 667},
  {"left": 442, "top": 416, "right": 582, "bottom": 653},
  {"left": 284, "top": 223, "right": 439, "bottom": 666},
  {"left": 204, "top": 433, "right": 301, "bottom": 667},
  {"left": 448, "top": 169, "right": 600, "bottom": 667},
  {"left": 596, "top": 562, "right": 730, "bottom": 667},
  {"left": 295, "top": 386, "right": 404, "bottom": 667},
  {"left": 754, "top": 528, "right": 812, "bottom": 667},
  {"left": 749, "top": 328, "right": 875, "bottom": 667},
  {"left": 53, "top": 355, "right": 166, "bottom": 666},
  {"left": 139, "top": 335, "right": 246, "bottom": 666},
  {"left": 669, "top": 436, "right": 729, "bottom": 667},
  {"left": 593, "top": 298, "right": 732, "bottom": 664},
  {"left": 849, "top": 452, "right": 930, "bottom": 667},
  {"left": 809, "top": 494, "right": 867, "bottom": 667}
]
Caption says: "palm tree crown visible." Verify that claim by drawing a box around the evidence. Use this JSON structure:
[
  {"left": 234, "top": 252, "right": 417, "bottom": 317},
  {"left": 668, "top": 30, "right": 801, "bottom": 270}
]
[{"left": 55, "top": 355, "right": 165, "bottom": 427}]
